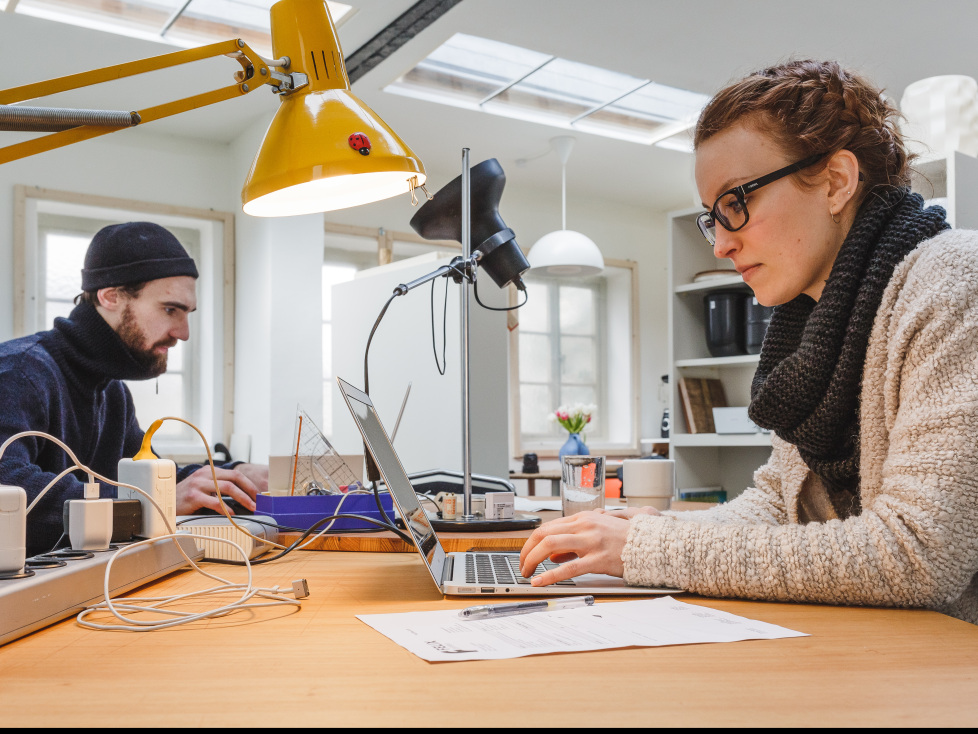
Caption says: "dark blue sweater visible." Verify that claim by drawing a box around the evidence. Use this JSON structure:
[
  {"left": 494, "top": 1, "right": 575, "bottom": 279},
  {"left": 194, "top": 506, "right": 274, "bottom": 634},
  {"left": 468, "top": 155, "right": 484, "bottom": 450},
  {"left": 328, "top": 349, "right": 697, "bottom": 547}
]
[{"left": 0, "top": 302, "right": 203, "bottom": 556}]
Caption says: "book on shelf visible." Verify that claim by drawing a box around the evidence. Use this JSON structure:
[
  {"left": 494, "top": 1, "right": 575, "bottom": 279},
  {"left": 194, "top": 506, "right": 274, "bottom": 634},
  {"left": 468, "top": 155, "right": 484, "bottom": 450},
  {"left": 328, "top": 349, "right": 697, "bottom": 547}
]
[{"left": 678, "top": 377, "right": 728, "bottom": 433}]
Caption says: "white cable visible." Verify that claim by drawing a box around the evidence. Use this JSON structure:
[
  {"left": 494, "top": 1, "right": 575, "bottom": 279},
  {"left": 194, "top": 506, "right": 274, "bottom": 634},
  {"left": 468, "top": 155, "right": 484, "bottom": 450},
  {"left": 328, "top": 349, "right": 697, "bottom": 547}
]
[{"left": 0, "top": 429, "right": 305, "bottom": 633}]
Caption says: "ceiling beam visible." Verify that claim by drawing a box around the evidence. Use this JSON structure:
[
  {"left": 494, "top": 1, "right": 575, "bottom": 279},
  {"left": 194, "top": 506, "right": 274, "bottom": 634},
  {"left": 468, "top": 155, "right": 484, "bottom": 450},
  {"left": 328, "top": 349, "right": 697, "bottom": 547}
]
[{"left": 344, "top": 0, "right": 463, "bottom": 84}]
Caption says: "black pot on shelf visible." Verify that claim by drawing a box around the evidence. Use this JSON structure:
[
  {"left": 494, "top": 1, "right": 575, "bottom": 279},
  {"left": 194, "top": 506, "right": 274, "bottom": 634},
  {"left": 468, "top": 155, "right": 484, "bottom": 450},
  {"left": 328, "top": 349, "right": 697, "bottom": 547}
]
[
  {"left": 703, "top": 290, "right": 747, "bottom": 357},
  {"left": 745, "top": 296, "right": 775, "bottom": 355}
]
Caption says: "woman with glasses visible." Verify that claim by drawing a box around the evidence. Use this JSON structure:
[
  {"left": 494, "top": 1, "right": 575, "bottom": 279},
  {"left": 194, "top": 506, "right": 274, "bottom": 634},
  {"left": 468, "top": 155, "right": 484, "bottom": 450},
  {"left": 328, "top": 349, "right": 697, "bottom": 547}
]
[{"left": 520, "top": 59, "right": 978, "bottom": 623}]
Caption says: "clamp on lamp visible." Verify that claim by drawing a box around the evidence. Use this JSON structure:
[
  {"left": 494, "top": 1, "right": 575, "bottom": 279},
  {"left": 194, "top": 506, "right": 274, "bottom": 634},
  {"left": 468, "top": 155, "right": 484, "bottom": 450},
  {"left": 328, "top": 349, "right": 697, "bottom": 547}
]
[{"left": 0, "top": 0, "right": 426, "bottom": 216}]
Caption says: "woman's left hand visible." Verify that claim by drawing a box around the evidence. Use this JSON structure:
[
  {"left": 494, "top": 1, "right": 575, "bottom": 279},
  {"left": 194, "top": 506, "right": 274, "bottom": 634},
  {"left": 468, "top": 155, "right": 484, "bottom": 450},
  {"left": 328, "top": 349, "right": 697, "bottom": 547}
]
[{"left": 519, "top": 510, "right": 632, "bottom": 586}]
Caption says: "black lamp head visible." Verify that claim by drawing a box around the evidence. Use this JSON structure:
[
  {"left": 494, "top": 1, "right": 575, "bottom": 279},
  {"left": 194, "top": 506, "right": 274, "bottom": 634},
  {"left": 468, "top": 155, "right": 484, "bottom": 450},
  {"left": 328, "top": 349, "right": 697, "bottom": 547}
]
[{"left": 409, "top": 158, "right": 529, "bottom": 290}]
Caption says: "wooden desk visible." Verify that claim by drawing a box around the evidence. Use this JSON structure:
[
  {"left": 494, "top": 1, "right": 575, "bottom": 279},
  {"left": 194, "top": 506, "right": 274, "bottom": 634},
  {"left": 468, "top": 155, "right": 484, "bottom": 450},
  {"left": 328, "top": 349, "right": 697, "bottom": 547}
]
[{"left": 2, "top": 550, "right": 977, "bottom": 727}]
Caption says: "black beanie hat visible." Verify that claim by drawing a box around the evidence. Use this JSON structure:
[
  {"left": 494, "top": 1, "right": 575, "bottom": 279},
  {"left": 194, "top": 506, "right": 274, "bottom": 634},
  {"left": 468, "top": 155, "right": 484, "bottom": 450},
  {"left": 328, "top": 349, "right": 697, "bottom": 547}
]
[{"left": 80, "top": 222, "right": 199, "bottom": 291}]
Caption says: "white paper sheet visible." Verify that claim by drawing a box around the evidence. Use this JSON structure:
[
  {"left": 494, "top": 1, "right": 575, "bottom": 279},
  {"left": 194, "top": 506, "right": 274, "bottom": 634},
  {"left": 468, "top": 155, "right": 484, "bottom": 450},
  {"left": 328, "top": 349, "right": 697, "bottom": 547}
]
[
  {"left": 513, "top": 496, "right": 562, "bottom": 512},
  {"left": 356, "top": 597, "right": 807, "bottom": 662}
]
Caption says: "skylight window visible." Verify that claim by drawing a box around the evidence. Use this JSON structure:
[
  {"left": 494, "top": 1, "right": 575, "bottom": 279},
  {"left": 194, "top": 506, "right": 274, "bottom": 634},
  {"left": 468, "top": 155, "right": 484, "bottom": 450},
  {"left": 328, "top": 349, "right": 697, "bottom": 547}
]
[
  {"left": 5, "top": 0, "right": 354, "bottom": 58},
  {"left": 385, "top": 33, "right": 709, "bottom": 150}
]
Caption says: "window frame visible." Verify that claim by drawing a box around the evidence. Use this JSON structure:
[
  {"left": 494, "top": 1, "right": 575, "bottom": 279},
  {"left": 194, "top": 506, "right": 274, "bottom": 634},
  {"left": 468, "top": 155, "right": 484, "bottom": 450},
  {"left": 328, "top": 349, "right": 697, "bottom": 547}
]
[
  {"left": 509, "top": 257, "right": 640, "bottom": 459},
  {"left": 13, "top": 184, "right": 235, "bottom": 458}
]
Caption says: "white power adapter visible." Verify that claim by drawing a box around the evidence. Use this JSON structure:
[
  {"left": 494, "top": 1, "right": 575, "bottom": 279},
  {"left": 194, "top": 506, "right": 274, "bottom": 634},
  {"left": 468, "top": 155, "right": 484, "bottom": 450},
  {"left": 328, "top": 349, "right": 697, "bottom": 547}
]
[
  {"left": 117, "top": 458, "right": 176, "bottom": 538},
  {"left": 0, "top": 485, "right": 27, "bottom": 574},
  {"left": 65, "top": 482, "right": 113, "bottom": 551}
]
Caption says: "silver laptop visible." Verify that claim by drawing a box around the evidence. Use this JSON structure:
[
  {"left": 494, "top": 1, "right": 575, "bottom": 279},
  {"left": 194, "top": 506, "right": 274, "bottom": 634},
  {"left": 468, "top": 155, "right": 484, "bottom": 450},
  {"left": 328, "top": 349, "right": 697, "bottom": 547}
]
[{"left": 336, "top": 376, "right": 676, "bottom": 598}]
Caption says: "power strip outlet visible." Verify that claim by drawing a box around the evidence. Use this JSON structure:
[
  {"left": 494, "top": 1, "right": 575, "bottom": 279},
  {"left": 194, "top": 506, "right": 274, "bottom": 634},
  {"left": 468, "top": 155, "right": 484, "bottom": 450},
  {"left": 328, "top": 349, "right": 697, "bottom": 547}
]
[
  {"left": 176, "top": 516, "right": 279, "bottom": 561},
  {"left": 117, "top": 459, "right": 176, "bottom": 538}
]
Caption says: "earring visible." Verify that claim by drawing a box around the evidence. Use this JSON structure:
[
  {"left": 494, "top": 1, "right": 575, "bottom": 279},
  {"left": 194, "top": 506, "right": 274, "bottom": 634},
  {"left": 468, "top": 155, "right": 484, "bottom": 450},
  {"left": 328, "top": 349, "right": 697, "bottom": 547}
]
[{"left": 831, "top": 211, "right": 841, "bottom": 224}]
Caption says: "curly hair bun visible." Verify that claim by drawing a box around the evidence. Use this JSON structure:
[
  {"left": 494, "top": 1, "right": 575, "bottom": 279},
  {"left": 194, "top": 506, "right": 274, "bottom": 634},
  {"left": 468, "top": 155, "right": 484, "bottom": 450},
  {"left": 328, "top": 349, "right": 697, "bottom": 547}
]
[{"left": 695, "top": 60, "right": 912, "bottom": 197}]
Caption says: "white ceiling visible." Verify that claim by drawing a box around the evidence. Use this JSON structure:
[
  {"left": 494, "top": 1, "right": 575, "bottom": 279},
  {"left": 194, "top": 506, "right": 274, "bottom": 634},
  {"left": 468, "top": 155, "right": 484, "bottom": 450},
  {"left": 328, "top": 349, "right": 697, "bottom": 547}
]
[{"left": 2, "top": 0, "right": 977, "bottom": 211}]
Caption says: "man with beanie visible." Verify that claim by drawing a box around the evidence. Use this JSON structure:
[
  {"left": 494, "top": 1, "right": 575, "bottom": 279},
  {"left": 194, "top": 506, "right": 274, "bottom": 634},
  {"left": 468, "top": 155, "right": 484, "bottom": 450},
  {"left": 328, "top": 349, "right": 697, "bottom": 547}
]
[{"left": 0, "top": 222, "right": 267, "bottom": 556}]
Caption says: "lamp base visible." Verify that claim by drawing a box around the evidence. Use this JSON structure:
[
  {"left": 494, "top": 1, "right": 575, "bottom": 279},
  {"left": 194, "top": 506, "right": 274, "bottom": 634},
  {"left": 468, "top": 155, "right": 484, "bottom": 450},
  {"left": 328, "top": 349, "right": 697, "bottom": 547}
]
[{"left": 430, "top": 513, "right": 541, "bottom": 532}]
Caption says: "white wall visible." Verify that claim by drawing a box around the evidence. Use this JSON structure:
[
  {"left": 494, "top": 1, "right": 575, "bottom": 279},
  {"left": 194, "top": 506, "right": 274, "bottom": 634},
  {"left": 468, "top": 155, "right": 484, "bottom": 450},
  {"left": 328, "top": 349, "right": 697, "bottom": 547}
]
[{"left": 229, "top": 114, "right": 325, "bottom": 463}]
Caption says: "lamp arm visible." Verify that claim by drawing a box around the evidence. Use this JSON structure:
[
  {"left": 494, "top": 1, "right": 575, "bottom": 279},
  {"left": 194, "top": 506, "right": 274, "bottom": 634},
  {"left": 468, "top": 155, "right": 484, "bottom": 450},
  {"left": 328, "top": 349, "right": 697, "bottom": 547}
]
[{"left": 0, "top": 39, "right": 274, "bottom": 166}]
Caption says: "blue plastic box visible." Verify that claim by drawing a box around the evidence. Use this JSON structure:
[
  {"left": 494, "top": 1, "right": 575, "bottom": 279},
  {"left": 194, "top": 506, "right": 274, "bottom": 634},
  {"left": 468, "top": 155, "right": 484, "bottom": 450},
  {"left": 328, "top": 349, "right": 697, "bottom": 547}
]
[{"left": 255, "top": 493, "right": 395, "bottom": 531}]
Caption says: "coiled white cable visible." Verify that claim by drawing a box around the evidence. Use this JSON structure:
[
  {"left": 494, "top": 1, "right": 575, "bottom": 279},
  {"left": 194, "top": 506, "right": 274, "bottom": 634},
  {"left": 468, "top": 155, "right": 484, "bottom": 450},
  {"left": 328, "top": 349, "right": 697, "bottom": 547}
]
[{"left": 0, "top": 429, "right": 306, "bottom": 633}]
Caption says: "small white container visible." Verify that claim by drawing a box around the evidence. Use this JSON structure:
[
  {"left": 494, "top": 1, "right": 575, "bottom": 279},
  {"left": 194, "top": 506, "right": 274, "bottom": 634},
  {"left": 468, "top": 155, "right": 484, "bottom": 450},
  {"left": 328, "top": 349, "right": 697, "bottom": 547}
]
[
  {"left": 623, "top": 459, "right": 674, "bottom": 510},
  {"left": 712, "top": 407, "right": 760, "bottom": 434}
]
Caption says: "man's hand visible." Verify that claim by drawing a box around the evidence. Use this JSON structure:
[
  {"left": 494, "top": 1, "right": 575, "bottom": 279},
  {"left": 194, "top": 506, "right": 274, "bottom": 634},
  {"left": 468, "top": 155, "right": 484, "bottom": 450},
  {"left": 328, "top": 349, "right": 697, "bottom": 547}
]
[
  {"left": 519, "top": 509, "right": 652, "bottom": 587},
  {"left": 232, "top": 463, "right": 269, "bottom": 494},
  {"left": 176, "top": 465, "right": 260, "bottom": 515}
]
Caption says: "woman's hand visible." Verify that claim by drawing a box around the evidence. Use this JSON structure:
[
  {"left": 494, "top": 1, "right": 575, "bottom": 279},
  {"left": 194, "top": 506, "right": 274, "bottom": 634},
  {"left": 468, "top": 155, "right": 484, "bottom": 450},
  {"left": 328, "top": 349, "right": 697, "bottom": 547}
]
[
  {"left": 519, "top": 510, "right": 641, "bottom": 586},
  {"left": 598, "top": 506, "right": 662, "bottom": 520}
]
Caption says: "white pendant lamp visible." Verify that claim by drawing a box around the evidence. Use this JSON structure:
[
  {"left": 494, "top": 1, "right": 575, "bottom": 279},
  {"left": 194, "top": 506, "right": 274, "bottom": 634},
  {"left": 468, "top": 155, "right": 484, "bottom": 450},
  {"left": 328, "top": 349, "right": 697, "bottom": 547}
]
[{"left": 527, "top": 136, "right": 604, "bottom": 276}]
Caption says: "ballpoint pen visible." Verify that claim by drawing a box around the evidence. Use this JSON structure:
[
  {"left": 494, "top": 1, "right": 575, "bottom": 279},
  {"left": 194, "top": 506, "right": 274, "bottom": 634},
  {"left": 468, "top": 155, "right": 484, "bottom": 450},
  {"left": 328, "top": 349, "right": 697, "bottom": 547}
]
[{"left": 458, "top": 595, "right": 595, "bottom": 620}]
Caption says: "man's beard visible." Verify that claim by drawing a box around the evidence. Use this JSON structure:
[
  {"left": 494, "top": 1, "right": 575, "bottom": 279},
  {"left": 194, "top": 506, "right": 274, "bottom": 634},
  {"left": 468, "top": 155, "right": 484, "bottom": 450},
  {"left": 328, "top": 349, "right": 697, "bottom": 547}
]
[{"left": 117, "top": 305, "right": 174, "bottom": 378}]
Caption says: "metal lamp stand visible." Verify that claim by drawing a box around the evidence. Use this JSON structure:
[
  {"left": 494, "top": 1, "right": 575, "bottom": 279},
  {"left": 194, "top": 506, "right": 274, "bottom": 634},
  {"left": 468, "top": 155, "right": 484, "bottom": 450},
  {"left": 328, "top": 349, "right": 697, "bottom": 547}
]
[{"left": 448, "top": 148, "right": 538, "bottom": 530}]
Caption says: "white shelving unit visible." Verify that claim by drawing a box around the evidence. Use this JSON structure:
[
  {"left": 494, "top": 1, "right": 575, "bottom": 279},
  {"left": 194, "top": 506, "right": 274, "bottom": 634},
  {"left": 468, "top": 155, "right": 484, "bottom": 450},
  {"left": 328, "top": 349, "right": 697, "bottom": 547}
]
[{"left": 666, "top": 207, "right": 772, "bottom": 501}]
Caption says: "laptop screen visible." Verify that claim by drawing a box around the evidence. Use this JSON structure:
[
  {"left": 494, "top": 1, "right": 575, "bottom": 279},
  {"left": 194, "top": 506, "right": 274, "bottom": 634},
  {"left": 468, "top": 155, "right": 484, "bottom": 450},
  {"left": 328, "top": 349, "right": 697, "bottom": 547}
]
[{"left": 336, "top": 377, "right": 447, "bottom": 589}]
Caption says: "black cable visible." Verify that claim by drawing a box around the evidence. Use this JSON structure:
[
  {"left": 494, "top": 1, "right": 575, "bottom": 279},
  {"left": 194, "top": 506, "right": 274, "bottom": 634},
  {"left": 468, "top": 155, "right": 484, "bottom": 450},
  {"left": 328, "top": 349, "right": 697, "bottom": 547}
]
[
  {"left": 430, "top": 275, "right": 449, "bottom": 375},
  {"left": 363, "top": 291, "right": 401, "bottom": 397},
  {"left": 473, "top": 277, "right": 528, "bottom": 311},
  {"left": 204, "top": 512, "right": 414, "bottom": 565}
]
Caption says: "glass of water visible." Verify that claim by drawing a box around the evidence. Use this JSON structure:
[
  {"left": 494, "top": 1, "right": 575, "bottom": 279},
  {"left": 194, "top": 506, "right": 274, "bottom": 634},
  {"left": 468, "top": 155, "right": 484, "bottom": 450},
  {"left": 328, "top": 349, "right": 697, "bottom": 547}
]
[{"left": 561, "top": 455, "right": 605, "bottom": 516}]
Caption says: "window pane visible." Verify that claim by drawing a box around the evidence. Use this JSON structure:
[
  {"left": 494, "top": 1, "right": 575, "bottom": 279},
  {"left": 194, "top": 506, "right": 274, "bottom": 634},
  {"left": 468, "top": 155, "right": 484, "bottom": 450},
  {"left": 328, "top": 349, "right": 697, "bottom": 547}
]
[
  {"left": 560, "top": 335, "right": 597, "bottom": 384},
  {"left": 125, "top": 374, "right": 189, "bottom": 439},
  {"left": 44, "top": 233, "right": 88, "bottom": 300},
  {"left": 558, "top": 285, "right": 595, "bottom": 335},
  {"left": 17, "top": 0, "right": 179, "bottom": 35},
  {"left": 519, "top": 280, "right": 550, "bottom": 332},
  {"left": 164, "top": 0, "right": 275, "bottom": 56},
  {"left": 45, "top": 300, "right": 74, "bottom": 328},
  {"left": 388, "top": 32, "right": 552, "bottom": 105},
  {"left": 519, "top": 383, "right": 554, "bottom": 436},
  {"left": 486, "top": 57, "right": 642, "bottom": 126},
  {"left": 518, "top": 333, "right": 551, "bottom": 383},
  {"left": 167, "top": 340, "right": 185, "bottom": 373}
]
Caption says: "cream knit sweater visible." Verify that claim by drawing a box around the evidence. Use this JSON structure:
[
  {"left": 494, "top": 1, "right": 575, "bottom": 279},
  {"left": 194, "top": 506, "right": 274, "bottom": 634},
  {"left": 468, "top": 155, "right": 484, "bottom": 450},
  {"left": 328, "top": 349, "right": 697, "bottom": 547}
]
[{"left": 623, "top": 230, "right": 978, "bottom": 623}]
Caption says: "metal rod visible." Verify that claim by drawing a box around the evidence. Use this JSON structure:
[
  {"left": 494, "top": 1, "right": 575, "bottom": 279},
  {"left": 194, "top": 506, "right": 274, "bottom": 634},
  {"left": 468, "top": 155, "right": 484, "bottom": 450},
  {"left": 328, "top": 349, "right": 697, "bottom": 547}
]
[
  {"left": 160, "top": 0, "right": 193, "bottom": 36},
  {"left": 460, "top": 147, "right": 474, "bottom": 520},
  {"left": 478, "top": 56, "right": 555, "bottom": 106}
]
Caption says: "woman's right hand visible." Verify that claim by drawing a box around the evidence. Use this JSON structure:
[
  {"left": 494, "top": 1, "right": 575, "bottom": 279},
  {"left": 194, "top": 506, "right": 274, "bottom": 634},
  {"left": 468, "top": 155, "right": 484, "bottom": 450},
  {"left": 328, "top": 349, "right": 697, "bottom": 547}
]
[{"left": 598, "top": 506, "right": 662, "bottom": 520}]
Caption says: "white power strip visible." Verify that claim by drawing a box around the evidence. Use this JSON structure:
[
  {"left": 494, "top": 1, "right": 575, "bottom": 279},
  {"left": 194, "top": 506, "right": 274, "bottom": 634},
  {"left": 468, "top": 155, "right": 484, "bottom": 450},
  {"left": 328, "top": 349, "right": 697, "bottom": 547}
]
[{"left": 177, "top": 516, "right": 279, "bottom": 561}]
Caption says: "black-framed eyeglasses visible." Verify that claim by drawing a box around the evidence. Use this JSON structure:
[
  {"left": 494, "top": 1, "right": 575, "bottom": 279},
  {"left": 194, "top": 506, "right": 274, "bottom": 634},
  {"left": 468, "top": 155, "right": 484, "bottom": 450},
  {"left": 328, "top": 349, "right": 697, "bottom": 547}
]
[{"left": 696, "top": 153, "right": 826, "bottom": 246}]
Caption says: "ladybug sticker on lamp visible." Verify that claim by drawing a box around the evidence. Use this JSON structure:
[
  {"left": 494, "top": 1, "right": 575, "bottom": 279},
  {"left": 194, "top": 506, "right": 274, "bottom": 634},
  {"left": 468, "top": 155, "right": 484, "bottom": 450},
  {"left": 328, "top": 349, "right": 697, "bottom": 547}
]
[{"left": 348, "top": 132, "right": 371, "bottom": 155}]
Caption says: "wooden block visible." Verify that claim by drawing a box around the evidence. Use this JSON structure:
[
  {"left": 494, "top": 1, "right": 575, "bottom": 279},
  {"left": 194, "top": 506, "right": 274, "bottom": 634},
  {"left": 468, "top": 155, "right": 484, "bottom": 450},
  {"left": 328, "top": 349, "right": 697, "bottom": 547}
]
[
  {"left": 678, "top": 377, "right": 729, "bottom": 433},
  {"left": 679, "top": 377, "right": 711, "bottom": 433}
]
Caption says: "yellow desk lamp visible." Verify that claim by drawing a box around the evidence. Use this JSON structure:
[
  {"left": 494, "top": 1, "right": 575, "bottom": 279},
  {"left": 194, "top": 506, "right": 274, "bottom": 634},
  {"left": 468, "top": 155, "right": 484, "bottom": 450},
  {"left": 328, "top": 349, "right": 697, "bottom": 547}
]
[{"left": 0, "top": 0, "right": 427, "bottom": 216}]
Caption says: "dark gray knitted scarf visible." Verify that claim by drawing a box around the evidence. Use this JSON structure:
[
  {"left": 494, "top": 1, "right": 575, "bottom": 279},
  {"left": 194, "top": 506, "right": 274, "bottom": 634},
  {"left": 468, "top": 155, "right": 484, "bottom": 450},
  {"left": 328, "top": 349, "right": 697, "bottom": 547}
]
[{"left": 748, "top": 188, "right": 949, "bottom": 517}]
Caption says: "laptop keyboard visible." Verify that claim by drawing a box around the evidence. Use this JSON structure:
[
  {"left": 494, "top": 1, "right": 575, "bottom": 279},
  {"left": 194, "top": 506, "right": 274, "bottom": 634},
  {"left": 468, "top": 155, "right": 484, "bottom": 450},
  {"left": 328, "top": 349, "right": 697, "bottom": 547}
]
[{"left": 464, "top": 553, "right": 577, "bottom": 587}]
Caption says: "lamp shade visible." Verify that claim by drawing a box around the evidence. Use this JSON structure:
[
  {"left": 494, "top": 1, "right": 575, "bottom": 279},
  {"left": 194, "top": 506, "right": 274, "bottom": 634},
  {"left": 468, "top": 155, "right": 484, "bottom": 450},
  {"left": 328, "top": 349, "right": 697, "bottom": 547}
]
[
  {"left": 242, "top": 0, "right": 425, "bottom": 216},
  {"left": 527, "top": 229, "right": 604, "bottom": 276}
]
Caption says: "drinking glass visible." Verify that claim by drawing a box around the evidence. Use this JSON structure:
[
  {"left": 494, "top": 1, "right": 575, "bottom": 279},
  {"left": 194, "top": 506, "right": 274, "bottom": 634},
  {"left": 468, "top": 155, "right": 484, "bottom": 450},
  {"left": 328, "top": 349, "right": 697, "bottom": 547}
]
[{"left": 561, "top": 455, "right": 605, "bottom": 516}]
